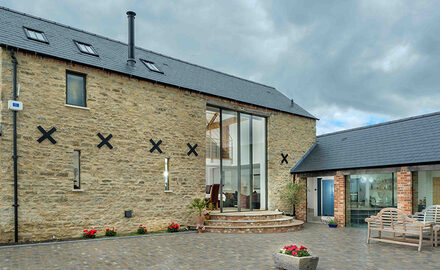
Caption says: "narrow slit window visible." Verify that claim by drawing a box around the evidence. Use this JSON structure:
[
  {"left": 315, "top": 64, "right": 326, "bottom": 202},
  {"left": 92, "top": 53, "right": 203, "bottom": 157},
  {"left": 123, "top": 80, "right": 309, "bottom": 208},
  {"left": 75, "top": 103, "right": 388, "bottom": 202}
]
[
  {"left": 73, "top": 150, "right": 81, "bottom": 190},
  {"left": 141, "top": 59, "right": 163, "bottom": 73},
  {"left": 74, "top": 41, "right": 98, "bottom": 56},
  {"left": 24, "top": 27, "right": 48, "bottom": 43}
]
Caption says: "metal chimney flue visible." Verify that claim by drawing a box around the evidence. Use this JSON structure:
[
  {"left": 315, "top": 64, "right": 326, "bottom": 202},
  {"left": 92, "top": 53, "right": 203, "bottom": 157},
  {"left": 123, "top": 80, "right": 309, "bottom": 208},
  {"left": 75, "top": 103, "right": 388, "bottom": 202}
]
[{"left": 127, "top": 11, "right": 136, "bottom": 66}]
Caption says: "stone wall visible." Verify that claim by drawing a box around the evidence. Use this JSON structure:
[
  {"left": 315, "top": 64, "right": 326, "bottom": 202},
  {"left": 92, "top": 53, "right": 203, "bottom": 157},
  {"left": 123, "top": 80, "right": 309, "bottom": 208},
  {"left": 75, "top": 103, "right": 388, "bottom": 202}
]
[
  {"left": 267, "top": 111, "right": 315, "bottom": 211},
  {"left": 0, "top": 49, "right": 316, "bottom": 242}
]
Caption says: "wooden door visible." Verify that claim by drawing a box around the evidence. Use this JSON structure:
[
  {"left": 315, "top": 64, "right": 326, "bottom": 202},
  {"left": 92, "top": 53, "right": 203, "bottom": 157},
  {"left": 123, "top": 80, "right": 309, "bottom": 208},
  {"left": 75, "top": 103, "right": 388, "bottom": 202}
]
[{"left": 434, "top": 177, "right": 440, "bottom": 205}]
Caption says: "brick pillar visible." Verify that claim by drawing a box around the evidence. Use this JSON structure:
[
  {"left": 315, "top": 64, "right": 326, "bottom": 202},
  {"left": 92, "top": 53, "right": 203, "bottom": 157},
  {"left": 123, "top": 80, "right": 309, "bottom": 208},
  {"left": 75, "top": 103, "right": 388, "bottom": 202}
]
[
  {"left": 334, "top": 172, "right": 346, "bottom": 227},
  {"left": 397, "top": 167, "right": 412, "bottom": 215},
  {"left": 294, "top": 175, "right": 307, "bottom": 222}
]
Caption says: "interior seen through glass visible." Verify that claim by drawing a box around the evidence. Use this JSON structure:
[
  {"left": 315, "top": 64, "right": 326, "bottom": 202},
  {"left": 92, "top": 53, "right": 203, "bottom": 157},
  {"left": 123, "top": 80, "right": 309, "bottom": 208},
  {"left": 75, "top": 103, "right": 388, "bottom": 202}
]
[
  {"left": 346, "top": 173, "right": 397, "bottom": 226},
  {"left": 205, "top": 107, "right": 266, "bottom": 212}
]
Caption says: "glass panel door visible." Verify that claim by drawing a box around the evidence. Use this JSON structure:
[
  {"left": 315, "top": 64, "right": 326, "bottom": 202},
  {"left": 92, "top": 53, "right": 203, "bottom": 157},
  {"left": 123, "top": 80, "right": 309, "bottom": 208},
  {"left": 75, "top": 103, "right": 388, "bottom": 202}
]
[
  {"left": 240, "top": 113, "right": 252, "bottom": 211},
  {"left": 252, "top": 116, "right": 266, "bottom": 210},
  {"left": 221, "top": 110, "right": 239, "bottom": 212}
]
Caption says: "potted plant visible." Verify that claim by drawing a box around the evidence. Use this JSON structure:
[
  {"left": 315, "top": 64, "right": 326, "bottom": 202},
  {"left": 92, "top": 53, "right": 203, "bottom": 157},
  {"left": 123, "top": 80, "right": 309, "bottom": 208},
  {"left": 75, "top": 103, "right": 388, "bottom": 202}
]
[
  {"left": 83, "top": 229, "right": 97, "bottom": 239},
  {"left": 327, "top": 218, "right": 338, "bottom": 228},
  {"left": 196, "top": 224, "right": 206, "bottom": 233},
  {"left": 203, "top": 210, "right": 211, "bottom": 220},
  {"left": 167, "top": 222, "right": 180, "bottom": 233},
  {"left": 137, "top": 224, "right": 148, "bottom": 234},
  {"left": 187, "top": 198, "right": 207, "bottom": 225},
  {"left": 281, "top": 181, "right": 307, "bottom": 217},
  {"left": 273, "top": 244, "right": 319, "bottom": 270},
  {"left": 105, "top": 227, "right": 117, "bottom": 236}
]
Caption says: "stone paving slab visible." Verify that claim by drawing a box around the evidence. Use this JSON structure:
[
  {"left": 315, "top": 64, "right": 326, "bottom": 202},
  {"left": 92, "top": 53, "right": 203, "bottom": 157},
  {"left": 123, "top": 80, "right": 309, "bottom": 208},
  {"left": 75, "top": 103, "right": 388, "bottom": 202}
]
[{"left": 0, "top": 223, "right": 439, "bottom": 269}]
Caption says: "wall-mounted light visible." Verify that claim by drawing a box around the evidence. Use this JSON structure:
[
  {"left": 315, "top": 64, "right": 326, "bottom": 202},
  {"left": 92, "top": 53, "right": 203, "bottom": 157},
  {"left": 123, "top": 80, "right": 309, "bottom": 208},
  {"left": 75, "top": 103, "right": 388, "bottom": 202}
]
[{"left": 164, "top": 158, "right": 169, "bottom": 191}]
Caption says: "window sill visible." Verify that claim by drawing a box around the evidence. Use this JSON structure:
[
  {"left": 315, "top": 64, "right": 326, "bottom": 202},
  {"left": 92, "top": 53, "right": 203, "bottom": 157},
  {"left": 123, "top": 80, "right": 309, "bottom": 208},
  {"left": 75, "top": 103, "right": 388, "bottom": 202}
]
[
  {"left": 64, "top": 104, "right": 90, "bottom": 110},
  {"left": 164, "top": 190, "right": 174, "bottom": 193},
  {"left": 72, "top": 189, "right": 84, "bottom": 192}
]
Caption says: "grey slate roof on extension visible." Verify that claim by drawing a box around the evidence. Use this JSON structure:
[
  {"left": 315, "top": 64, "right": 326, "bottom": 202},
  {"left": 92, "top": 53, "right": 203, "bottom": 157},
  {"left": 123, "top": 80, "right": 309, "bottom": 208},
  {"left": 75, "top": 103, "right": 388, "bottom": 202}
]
[
  {"left": 291, "top": 111, "right": 440, "bottom": 173},
  {"left": 0, "top": 7, "right": 315, "bottom": 119}
]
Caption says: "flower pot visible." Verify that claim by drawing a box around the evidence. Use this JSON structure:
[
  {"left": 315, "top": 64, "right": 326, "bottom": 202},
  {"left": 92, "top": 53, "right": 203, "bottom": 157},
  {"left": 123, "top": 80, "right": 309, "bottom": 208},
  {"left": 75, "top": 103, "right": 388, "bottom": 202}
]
[
  {"left": 328, "top": 224, "right": 338, "bottom": 228},
  {"left": 204, "top": 215, "right": 210, "bottom": 220},
  {"left": 198, "top": 229, "right": 206, "bottom": 233},
  {"left": 273, "top": 253, "right": 319, "bottom": 270},
  {"left": 195, "top": 215, "right": 205, "bottom": 225}
]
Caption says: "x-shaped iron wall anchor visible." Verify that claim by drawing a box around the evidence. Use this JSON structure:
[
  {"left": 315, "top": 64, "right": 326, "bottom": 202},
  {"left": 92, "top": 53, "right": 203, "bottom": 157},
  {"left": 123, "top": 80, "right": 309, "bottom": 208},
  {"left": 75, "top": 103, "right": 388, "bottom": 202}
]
[
  {"left": 187, "top": 143, "right": 198, "bottom": 156},
  {"left": 37, "top": 126, "right": 57, "bottom": 144},
  {"left": 149, "top": 139, "right": 163, "bottom": 153},
  {"left": 281, "top": 153, "right": 288, "bottom": 164},
  {"left": 97, "top": 133, "right": 113, "bottom": 149}
]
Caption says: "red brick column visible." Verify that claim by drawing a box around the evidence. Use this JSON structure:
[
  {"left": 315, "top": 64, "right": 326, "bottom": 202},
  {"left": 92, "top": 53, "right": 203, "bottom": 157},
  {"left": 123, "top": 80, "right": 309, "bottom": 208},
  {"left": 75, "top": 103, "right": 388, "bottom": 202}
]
[
  {"left": 294, "top": 175, "right": 307, "bottom": 222},
  {"left": 397, "top": 167, "right": 412, "bottom": 215},
  {"left": 334, "top": 172, "right": 346, "bottom": 227}
]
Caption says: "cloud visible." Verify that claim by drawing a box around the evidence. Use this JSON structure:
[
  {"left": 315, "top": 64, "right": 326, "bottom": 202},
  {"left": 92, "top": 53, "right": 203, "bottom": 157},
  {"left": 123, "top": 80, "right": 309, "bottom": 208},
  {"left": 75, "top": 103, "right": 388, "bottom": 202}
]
[{"left": 2, "top": 0, "right": 440, "bottom": 134}]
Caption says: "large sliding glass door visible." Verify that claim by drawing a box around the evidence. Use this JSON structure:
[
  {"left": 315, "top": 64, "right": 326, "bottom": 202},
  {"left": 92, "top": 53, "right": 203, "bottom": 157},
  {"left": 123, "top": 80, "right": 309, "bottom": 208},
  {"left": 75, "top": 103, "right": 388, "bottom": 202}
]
[{"left": 205, "top": 106, "right": 267, "bottom": 212}]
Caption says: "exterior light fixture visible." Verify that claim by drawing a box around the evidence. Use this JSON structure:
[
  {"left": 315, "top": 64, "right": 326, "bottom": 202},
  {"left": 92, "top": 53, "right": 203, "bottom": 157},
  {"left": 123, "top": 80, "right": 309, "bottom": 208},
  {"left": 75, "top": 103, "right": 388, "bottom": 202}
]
[{"left": 164, "top": 158, "right": 169, "bottom": 191}]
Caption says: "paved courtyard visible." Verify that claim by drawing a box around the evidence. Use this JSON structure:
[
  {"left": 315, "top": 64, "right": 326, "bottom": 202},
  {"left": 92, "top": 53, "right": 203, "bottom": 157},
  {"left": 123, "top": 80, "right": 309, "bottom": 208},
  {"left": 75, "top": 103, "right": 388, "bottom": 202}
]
[{"left": 0, "top": 223, "right": 439, "bottom": 270}]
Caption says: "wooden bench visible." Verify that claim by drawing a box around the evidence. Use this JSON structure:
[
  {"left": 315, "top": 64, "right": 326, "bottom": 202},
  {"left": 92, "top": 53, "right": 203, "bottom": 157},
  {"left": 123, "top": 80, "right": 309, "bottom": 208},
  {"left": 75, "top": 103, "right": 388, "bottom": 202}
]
[
  {"left": 365, "top": 208, "right": 433, "bottom": 252},
  {"left": 411, "top": 205, "right": 440, "bottom": 247}
]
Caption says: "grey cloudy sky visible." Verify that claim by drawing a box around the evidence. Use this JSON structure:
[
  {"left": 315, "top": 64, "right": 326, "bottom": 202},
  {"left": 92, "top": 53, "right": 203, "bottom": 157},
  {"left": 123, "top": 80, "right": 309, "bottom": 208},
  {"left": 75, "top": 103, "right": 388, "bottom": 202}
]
[{"left": 2, "top": 0, "right": 439, "bottom": 134}]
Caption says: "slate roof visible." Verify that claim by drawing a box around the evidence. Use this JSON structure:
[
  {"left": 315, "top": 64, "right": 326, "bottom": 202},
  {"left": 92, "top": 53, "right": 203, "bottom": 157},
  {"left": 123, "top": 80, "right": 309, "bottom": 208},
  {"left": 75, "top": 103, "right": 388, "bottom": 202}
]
[
  {"left": 0, "top": 7, "right": 315, "bottom": 119},
  {"left": 291, "top": 111, "right": 440, "bottom": 173}
]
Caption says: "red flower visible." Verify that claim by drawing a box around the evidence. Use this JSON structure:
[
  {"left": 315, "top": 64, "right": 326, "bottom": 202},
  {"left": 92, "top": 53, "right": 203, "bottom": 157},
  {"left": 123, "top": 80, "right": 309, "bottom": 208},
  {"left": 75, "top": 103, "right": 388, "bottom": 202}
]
[
  {"left": 299, "top": 245, "right": 307, "bottom": 250},
  {"left": 106, "top": 229, "right": 109, "bottom": 231},
  {"left": 83, "top": 230, "right": 88, "bottom": 232}
]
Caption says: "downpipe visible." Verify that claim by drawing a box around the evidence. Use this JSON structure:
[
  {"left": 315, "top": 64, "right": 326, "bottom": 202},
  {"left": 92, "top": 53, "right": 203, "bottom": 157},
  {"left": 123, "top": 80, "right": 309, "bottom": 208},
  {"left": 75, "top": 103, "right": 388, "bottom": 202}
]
[{"left": 10, "top": 49, "right": 19, "bottom": 243}]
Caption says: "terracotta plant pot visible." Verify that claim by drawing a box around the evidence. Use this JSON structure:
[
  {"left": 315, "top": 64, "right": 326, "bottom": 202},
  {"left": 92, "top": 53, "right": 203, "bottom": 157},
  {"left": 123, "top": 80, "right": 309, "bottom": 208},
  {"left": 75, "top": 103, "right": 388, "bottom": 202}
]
[
  {"left": 273, "top": 253, "right": 319, "bottom": 270},
  {"left": 198, "top": 229, "right": 206, "bottom": 233},
  {"left": 195, "top": 215, "right": 205, "bottom": 225},
  {"left": 204, "top": 215, "right": 210, "bottom": 220}
]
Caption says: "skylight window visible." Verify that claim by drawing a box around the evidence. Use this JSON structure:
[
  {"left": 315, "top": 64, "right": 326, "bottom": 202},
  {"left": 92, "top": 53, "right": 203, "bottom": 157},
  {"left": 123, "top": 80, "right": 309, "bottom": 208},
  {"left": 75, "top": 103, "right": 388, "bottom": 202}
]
[
  {"left": 141, "top": 59, "right": 162, "bottom": 73},
  {"left": 74, "top": 41, "right": 98, "bottom": 56},
  {"left": 24, "top": 27, "right": 48, "bottom": 43}
]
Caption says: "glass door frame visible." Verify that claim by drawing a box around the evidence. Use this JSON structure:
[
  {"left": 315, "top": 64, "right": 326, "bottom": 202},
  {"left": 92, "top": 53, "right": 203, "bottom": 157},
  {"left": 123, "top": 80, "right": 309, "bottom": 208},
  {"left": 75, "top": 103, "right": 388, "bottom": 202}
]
[{"left": 212, "top": 106, "right": 267, "bottom": 212}]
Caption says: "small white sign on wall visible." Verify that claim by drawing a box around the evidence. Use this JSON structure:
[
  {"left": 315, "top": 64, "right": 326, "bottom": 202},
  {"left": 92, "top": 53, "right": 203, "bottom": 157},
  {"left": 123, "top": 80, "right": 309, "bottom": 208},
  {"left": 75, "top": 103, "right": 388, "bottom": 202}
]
[{"left": 8, "top": 100, "right": 23, "bottom": 111}]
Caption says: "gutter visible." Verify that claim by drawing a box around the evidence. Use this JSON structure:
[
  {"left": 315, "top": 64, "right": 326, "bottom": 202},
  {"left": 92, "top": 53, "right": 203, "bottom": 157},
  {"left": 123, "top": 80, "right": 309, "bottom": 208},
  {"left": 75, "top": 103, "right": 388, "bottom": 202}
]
[{"left": 10, "top": 49, "right": 19, "bottom": 243}]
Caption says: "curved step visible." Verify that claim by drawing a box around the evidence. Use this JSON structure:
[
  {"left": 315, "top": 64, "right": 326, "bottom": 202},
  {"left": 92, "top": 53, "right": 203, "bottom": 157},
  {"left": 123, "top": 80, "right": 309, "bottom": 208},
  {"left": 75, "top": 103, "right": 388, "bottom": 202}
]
[
  {"left": 205, "top": 216, "right": 293, "bottom": 227},
  {"left": 209, "top": 211, "right": 283, "bottom": 221},
  {"left": 205, "top": 220, "right": 304, "bottom": 233}
]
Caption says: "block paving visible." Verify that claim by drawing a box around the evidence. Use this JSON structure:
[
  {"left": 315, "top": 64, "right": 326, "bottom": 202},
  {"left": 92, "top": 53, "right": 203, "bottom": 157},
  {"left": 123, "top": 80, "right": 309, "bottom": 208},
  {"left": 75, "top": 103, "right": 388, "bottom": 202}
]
[{"left": 0, "top": 223, "right": 439, "bottom": 269}]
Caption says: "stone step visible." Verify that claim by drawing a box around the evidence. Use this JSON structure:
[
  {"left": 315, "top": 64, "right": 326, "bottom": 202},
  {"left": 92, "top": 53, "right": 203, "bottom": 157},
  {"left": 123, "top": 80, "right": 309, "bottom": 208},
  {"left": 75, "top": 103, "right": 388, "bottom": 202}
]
[
  {"left": 209, "top": 211, "right": 283, "bottom": 221},
  {"left": 205, "top": 220, "right": 304, "bottom": 233},
  {"left": 205, "top": 216, "right": 294, "bottom": 227}
]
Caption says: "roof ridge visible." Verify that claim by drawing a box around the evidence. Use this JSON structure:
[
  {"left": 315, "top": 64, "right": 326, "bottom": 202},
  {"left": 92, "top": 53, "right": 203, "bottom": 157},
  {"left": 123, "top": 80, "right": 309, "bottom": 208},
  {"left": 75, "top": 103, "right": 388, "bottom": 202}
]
[
  {"left": 318, "top": 110, "right": 440, "bottom": 138},
  {"left": 0, "top": 5, "right": 276, "bottom": 90}
]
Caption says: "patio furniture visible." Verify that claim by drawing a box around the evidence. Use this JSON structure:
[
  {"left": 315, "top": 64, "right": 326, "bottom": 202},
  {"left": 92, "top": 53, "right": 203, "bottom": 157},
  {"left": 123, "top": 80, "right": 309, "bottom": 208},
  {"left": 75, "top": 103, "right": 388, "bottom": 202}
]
[
  {"left": 208, "top": 184, "right": 220, "bottom": 210},
  {"left": 365, "top": 208, "right": 433, "bottom": 252},
  {"left": 410, "top": 205, "right": 440, "bottom": 247}
]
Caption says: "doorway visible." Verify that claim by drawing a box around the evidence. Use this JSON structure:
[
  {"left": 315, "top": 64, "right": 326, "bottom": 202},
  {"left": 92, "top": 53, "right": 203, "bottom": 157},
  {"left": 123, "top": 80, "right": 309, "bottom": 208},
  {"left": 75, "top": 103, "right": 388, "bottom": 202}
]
[{"left": 307, "top": 177, "right": 334, "bottom": 223}]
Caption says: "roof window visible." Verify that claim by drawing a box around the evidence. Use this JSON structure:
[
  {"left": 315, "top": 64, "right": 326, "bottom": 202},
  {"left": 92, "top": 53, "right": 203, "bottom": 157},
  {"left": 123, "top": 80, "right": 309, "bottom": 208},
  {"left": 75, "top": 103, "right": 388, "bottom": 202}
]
[
  {"left": 141, "top": 59, "right": 162, "bottom": 73},
  {"left": 24, "top": 27, "right": 48, "bottom": 43},
  {"left": 74, "top": 41, "right": 98, "bottom": 56}
]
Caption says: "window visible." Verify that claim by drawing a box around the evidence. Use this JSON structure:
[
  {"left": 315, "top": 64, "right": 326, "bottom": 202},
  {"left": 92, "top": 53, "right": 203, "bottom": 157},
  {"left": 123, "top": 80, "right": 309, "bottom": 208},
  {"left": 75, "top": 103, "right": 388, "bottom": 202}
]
[
  {"left": 73, "top": 150, "right": 81, "bottom": 189},
  {"left": 141, "top": 59, "right": 162, "bottom": 73},
  {"left": 66, "top": 72, "right": 86, "bottom": 107},
  {"left": 24, "top": 27, "right": 48, "bottom": 43},
  {"left": 74, "top": 41, "right": 98, "bottom": 56}
]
